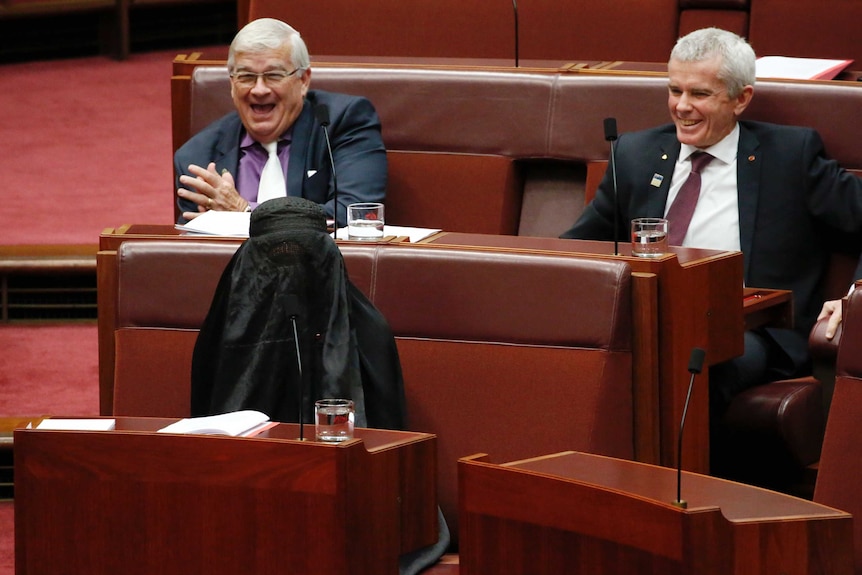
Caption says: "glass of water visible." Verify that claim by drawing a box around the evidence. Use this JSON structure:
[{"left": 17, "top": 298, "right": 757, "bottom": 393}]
[
  {"left": 631, "top": 217, "right": 669, "bottom": 258},
  {"left": 347, "top": 202, "right": 384, "bottom": 240},
  {"left": 314, "top": 398, "right": 355, "bottom": 442}
]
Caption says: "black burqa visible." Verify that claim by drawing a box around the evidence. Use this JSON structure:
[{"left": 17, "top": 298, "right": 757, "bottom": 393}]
[
  {"left": 190, "top": 196, "right": 405, "bottom": 430},
  {"left": 190, "top": 197, "right": 450, "bottom": 574}
]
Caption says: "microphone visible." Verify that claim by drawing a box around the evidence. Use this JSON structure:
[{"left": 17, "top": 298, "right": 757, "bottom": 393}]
[
  {"left": 673, "top": 347, "right": 706, "bottom": 509},
  {"left": 286, "top": 294, "right": 306, "bottom": 440},
  {"left": 603, "top": 118, "right": 620, "bottom": 255},
  {"left": 315, "top": 104, "right": 339, "bottom": 232},
  {"left": 512, "top": 0, "right": 519, "bottom": 67}
]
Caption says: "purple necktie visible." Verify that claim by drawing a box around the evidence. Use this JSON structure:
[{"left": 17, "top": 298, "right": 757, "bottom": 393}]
[{"left": 667, "top": 152, "right": 714, "bottom": 245}]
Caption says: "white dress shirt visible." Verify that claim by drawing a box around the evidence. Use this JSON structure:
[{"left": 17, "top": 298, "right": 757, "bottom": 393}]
[{"left": 664, "top": 124, "right": 742, "bottom": 251}]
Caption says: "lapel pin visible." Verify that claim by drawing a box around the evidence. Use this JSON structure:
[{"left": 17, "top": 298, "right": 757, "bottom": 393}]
[
  {"left": 748, "top": 155, "right": 755, "bottom": 162},
  {"left": 650, "top": 173, "right": 664, "bottom": 188}
]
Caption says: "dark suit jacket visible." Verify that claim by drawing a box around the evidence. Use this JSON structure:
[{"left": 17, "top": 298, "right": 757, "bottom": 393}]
[
  {"left": 174, "top": 89, "right": 387, "bottom": 226},
  {"left": 562, "top": 120, "right": 862, "bottom": 343}
]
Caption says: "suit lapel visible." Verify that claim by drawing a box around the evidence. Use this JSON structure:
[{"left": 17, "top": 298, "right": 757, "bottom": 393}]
[
  {"left": 213, "top": 115, "right": 242, "bottom": 175},
  {"left": 645, "top": 133, "right": 680, "bottom": 217},
  {"left": 736, "top": 123, "right": 761, "bottom": 283}
]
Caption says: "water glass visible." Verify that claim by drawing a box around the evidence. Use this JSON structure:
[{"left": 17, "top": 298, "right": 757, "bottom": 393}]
[
  {"left": 314, "top": 398, "right": 355, "bottom": 442},
  {"left": 347, "top": 203, "right": 385, "bottom": 240},
  {"left": 631, "top": 218, "right": 669, "bottom": 258}
]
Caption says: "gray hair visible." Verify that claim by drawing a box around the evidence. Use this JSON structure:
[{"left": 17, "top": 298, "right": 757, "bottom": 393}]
[
  {"left": 227, "top": 18, "right": 310, "bottom": 73},
  {"left": 670, "top": 27, "right": 756, "bottom": 97}
]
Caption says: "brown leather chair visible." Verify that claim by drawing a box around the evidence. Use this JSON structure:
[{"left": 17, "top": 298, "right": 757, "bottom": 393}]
[
  {"left": 717, "top": 253, "right": 858, "bottom": 497},
  {"left": 814, "top": 281, "right": 862, "bottom": 574}
]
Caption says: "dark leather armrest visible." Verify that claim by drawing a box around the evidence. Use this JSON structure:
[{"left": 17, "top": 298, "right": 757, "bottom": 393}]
[
  {"left": 809, "top": 315, "right": 842, "bottom": 363},
  {"left": 724, "top": 377, "right": 825, "bottom": 468}
]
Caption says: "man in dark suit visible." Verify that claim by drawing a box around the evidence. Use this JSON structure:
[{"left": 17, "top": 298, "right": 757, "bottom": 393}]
[
  {"left": 174, "top": 18, "right": 386, "bottom": 226},
  {"left": 561, "top": 28, "right": 862, "bottom": 417}
]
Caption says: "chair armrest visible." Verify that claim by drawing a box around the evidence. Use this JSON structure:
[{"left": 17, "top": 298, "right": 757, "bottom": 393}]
[{"left": 809, "top": 314, "right": 842, "bottom": 363}]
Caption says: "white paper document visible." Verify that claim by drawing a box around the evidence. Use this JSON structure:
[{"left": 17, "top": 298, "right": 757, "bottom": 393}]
[
  {"left": 755, "top": 56, "right": 854, "bottom": 80},
  {"left": 175, "top": 210, "right": 251, "bottom": 237},
  {"left": 35, "top": 418, "right": 116, "bottom": 431},
  {"left": 334, "top": 225, "right": 441, "bottom": 243},
  {"left": 157, "top": 409, "right": 272, "bottom": 437}
]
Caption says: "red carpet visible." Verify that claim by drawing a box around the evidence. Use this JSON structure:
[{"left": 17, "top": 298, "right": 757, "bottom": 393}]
[
  {"left": 0, "top": 502, "right": 10, "bottom": 575},
  {"left": 0, "top": 323, "right": 99, "bottom": 417},
  {"left": 0, "top": 47, "right": 224, "bottom": 245},
  {"left": 0, "top": 323, "right": 99, "bottom": 575}
]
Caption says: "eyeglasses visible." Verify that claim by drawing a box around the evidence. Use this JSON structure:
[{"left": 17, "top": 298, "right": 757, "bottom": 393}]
[{"left": 230, "top": 68, "right": 301, "bottom": 88}]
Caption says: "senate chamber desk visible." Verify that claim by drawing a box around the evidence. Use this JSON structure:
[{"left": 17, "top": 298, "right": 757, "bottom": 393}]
[
  {"left": 458, "top": 450, "right": 853, "bottom": 574},
  {"left": 14, "top": 418, "right": 438, "bottom": 575},
  {"left": 98, "top": 225, "right": 752, "bottom": 474}
]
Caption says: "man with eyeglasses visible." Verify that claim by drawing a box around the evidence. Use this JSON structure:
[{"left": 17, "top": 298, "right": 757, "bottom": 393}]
[
  {"left": 175, "top": 18, "right": 387, "bottom": 226},
  {"left": 560, "top": 27, "right": 862, "bottom": 482}
]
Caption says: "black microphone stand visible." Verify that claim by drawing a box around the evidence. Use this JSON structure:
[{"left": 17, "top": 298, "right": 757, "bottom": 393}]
[
  {"left": 315, "top": 105, "right": 339, "bottom": 231},
  {"left": 286, "top": 296, "right": 305, "bottom": 440},
  {"left": 673, "top": 347, "right": 706, "bottom": 508},
  {"left": 512, "top": 0, "right": 519, "bottom": 67},
  {"left": 603, "top": 118, "right": 619, "bottom": 255}
]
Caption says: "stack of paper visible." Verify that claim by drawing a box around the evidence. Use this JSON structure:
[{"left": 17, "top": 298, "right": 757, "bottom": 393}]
[
  {"left": 334, "top": 225, "right": 441, "bottom": 243},
  {"left": 157, "top": 410, "right": 273, "bottom": 437},
  {"left": 175, "top": 210, "right": 251, "bottom": 236}
]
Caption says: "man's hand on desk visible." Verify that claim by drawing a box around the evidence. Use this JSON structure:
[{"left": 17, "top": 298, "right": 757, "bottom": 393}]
[
  {"left": 177, "top": 162, "right": 250, "bottom": 220},
  {"left": 817, "top": 299, "right": 844, "bottom": 340}
]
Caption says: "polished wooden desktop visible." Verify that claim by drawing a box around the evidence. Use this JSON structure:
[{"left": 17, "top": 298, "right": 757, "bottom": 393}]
[
  {"left": 459, "top": 451, "right": 853, "bottom": 574},
  {"left": 14, "top": 418, "right": 438, "bottom": 575}
]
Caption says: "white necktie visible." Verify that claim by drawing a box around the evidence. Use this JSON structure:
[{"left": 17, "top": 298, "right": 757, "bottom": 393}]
[{"left": 257, "top": 141, "right": 286, "bottom": 204}]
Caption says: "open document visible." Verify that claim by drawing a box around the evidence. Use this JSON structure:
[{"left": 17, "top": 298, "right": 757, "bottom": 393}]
[{"left": 157, "top": 409, "right": 274, "bottom": 437}]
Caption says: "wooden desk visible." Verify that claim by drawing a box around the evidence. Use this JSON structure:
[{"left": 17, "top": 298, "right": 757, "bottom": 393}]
[
  {"left": 0, "top": 416, "right": 44, "bottom": 500},
  {"left": 15, "top": 418, "right": 438, "bottom": 575},
  {"left": 459, "top": 451, "right": 853, "bottom": 574},
  {"left": 744, "top": 286, "right": 793, "bottom": 331},
  {"left": 423, "top": 232, "right": 744, "bottom": 474}
]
